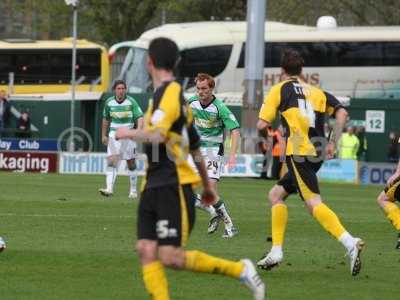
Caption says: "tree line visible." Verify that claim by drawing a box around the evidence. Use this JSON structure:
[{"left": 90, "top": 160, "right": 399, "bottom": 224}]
[{"left": 1, "top": 0, "right": 399, "bottom": 47}]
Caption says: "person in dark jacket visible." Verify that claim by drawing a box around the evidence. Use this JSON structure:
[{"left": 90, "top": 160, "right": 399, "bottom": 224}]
[
  {"left": 0, "top": 90, "right": 11, "bottom": 133},
  {"left": 16, "top": 111, "right": 31, "bottom": 138}
]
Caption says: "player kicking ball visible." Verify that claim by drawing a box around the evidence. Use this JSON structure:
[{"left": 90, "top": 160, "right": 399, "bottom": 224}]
[
  {"left": 189, "top": 73, "right": 240, "bottom": 238},
  {"left": 99, "top": 80, "right": 144, "bottom": 199}
]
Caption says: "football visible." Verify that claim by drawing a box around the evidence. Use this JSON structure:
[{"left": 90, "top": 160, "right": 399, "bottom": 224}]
[{"left": 0, "top": 236, "right": 6, "bottom": 252}]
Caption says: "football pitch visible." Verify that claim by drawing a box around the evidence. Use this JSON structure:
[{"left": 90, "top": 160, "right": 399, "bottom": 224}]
[{"left": 0, "top": 172, "right": 398, "bottom": 300}]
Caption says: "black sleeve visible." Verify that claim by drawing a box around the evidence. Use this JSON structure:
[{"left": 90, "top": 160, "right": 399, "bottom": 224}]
[
  {"left": 324, "top": 91, "right": 344, "bottom": 117},
  {"left": 188, "top": 122, "right": 201, "bottom": 151}
]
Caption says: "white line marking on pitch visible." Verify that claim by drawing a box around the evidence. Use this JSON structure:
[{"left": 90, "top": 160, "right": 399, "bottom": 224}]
[{"left": 0, "top": 213, "right": 134, "bottom": 219}]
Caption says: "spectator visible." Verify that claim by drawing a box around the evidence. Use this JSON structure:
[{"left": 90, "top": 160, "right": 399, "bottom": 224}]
[
  {"left": 0, "top": 90, "right": 11, "bottom": 134},
  {"left": 16, "top": 111, "right": 31, "bottom": 138},
  {"left": 339, "top": 126, "right": 360, "bottom": 160},
  {"left": 388, "top": 131, "right": 399, "bottom": 163},
  {"left": 356, "top": 126, "right": 368, "bottom": 161}
]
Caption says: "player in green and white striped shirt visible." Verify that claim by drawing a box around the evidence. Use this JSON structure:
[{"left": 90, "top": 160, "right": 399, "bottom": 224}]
[
  {"left": 99, "top": 80, "right": 144, "bottom": 198},
  {"left": 189, "top": 73, "right": 241, "bottom": 238}
]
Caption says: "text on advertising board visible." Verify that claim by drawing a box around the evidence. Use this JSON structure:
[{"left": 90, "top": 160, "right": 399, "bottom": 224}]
[{"left": 0, "top": 152, "right": 58, "bottom": 173}]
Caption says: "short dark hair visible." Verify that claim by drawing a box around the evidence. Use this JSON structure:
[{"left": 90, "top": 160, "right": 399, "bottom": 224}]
[
  {"left": 281, "top": 49, "right": 304, "bottom": 76},
  {"left": 112, "top": 79, "right": 127, "bottom": 90},
  {"left": 148, "top": 37, "right": 179, "bottom": 71}
]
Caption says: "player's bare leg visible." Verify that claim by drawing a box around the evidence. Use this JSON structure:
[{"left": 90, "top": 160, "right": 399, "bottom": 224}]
[
  {"left": 377, "top": 190, "right": 400, "bottom": 249},
  {"left": 207, "top": 179, "right": 238, "bottom": 238}
]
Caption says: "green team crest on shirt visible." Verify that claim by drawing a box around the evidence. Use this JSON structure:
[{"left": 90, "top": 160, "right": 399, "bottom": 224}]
[
  {"left": 103, "top": 95, "right": 143, "bottom": 137},
  {"left": 188, "top": 95, "right": 239, "bottom": 148}
]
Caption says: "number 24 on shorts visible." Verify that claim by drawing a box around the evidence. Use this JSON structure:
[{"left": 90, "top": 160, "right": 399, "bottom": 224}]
[{"left": 207, "top": 160, "right": 219, "bottom": 175}]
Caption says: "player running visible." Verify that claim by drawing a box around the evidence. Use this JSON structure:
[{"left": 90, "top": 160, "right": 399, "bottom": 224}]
[
  {"left": 189, "top": 73, "right": 240, "bottom": 238},
  {"left": 256, "top": 49, "right": 364, "bottom": 276},
  {"left": 99, "top": 80, "right": 144, "bottom": 199},
  {"left": 115, "top": 37, "right": 265, "bottom": 300}
]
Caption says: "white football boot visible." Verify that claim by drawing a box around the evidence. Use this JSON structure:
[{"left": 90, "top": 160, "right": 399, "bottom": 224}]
[
  {"left": 347, "top": 238, "right": 365, "bottom": 276},
  {"left": 257, "top": 247, "right": 283, "bottom": 270},
  {"left": 240, "top": 259, "right": 266, "bottom": 300},
  {"left": 99, "top": 188, "right": 113, "bottom": 197}
]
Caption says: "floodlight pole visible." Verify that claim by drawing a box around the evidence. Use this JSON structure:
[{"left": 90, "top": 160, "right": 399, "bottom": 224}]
[
  {"left": 242, "top": 0, "right": 266, "bottom": 153},
  {"left": 66, "top": 0, "right": 79, "bottom": 151}
]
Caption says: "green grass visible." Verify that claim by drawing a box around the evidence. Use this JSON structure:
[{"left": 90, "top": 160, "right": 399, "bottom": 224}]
[{"left": 0, "top": 172, "right": 398, "bottom": 299}]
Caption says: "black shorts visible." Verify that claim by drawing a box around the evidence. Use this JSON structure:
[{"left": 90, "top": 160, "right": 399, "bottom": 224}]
[
  {"left": 278, "top": 156, "right": 321, "bottom": 201},
  {"left": 384, "top": 175, "right": 400, "bottom": 202},
  {"left": 137, "top": 184, "right": 196, "bottom": 247},
  {"left": 277, "top": 158, "right": 323, "bottom": 197}
]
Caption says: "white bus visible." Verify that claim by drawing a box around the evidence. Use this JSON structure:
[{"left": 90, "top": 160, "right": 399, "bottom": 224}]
[{"left": 115, "top": 18, "right": 400, "bottom": 102}]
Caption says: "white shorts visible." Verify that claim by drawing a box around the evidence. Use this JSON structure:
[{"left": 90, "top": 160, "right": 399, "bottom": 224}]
[
  {"left": 107, "top": 137, "right": 137, "bottom": 160},
  {"left": 201, "top": 147, "right": 223, "bottom": 180}
]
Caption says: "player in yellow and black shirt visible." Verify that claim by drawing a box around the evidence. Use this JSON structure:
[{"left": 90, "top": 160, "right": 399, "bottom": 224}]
[
  {"left": 377, "top": 148, "right": 400, "bottom": 249},
  {"left": 256, "top": 49, "right": 364, "bottom": 276},
  {"left": 116, "top": 37, "right": 265, "bottom": 300}
]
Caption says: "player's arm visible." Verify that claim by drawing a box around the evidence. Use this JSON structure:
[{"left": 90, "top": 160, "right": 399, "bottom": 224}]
[
  {"left": 228, "top": 128, "right": 240, "bottom": 167},
  {"left": 101, "top": 102, "right": 111, "bottom": 145},
  {"left": 219, "top": 104, "right": 241, "bottom": 167},
  {"left": 325, "top": 92, "right": 348, "bottom": 158},
  {"left": 136, "top": 117, "right": 144, "bottom": 130},
  {"left": 257, "top": 119, "right": 271, "bottom": 132},
  {"left": 116, "top": 128, "right": 165, "bottom": 143},
  {"left": 387, "top": 160, "right": 400, "bottom": 186},
  {"left": 101, "top": 119, "right": 111, "bottom": 145},
  {"left": 131, "top": 98, "right": 145, "bottom": 130},
  {"left": 257, "top": 85, "right": 280, "bottom": 132}
]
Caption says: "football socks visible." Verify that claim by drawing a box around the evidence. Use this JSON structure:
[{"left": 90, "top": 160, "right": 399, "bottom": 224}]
[
  {"left": 271, "top": 203, "right": 288, "bottom": 246},
  {"left": 312, "top": 203, "right": 346, "bottom": 239},
  {"left": 143, "top": 261, "right": 169, "bottom": 300},
  {"left": 383, "top": 202, "right": 400, "bottom": 230},
  {"left": 185, "top": 250, "right": 244, "bottom": 278}
]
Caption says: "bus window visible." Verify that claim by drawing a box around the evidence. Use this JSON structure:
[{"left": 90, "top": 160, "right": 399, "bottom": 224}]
[
  {"left": 15, "top": 52, "right": 49, "bottom": 84},
  {"left": 76, "top": 50, "right": 101, "bottom": 83},
  {"left": 238, "top": 42, "right": 390, "bottom": 68},
  {"left": 334, "top": 42, "right": 382, "bottom": 66},
  {"left": 0, "top": 39, "right": 109, "bottom": 94},
  {"left": 177, "top": 45, "right": 233, "bottom": 87},
  {"left": 124, "top": 47, "right": 149, "bottom": 93},
  {"left": 383, "top": 42, "right": 400, "bottom": 65},
  {"left": 0, "top": 54, "right": 12, "bottom": 84},
  {"left": 50, "top": 52, "right": 70, "bottom": 84}
]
